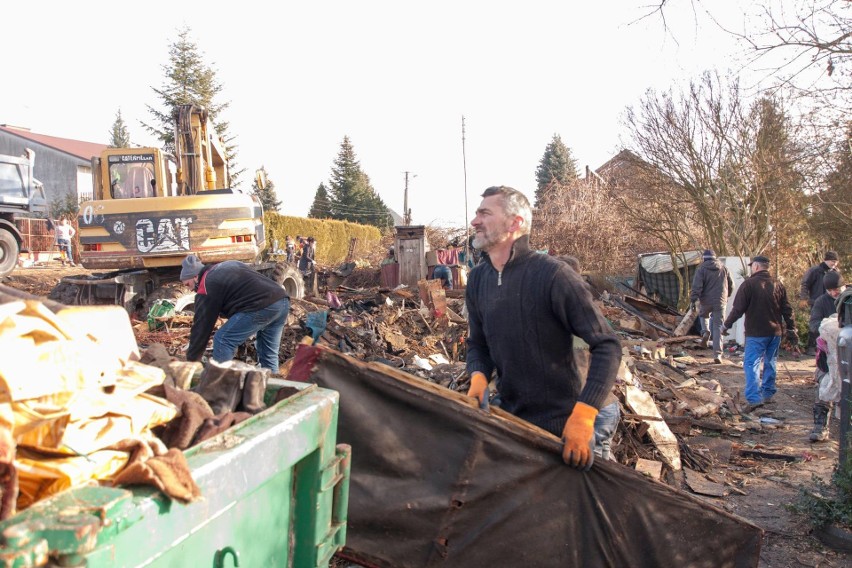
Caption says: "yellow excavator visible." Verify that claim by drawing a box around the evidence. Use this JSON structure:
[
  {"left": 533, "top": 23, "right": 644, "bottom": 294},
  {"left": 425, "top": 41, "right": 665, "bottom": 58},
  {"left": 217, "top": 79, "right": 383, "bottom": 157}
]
[{"left": 51, "top": 105, "right": 302, "bottom": 315}]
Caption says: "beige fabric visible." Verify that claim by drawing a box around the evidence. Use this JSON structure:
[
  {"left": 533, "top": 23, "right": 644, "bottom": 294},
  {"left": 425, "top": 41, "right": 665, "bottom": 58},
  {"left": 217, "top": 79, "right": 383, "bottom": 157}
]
[{"left": 0, "top": 299, "right": 188, "bottom": 510}]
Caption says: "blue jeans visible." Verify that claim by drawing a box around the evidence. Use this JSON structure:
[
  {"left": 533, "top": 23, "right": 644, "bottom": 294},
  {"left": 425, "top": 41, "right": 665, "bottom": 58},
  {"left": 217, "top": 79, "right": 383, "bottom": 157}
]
[
  {"left": 57, "top": 238, "right": 72, "bottom": 261},
  {"left": 743, "top": 335, "right": 781, "bottom": 404},
  {"left": 212, "top": 297, "right": 290, "bottom": 371},
  {"left": 593, "top": 401, "right": 620, "bottom": 460}
]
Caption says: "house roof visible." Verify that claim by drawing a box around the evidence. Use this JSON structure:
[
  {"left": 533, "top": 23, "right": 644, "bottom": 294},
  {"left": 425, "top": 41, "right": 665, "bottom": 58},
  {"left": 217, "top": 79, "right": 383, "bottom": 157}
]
[{"left": 0, "top": 125, "right": 108, "bottom": 162}]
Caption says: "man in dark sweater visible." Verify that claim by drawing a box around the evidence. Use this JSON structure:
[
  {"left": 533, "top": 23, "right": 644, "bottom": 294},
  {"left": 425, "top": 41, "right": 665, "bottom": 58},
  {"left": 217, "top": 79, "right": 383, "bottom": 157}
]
[
  {"left": 800, "top": 250, "right": 840, "bottom": 354},
  {"left": 181, "top": 255, "right": 290, "bottom": 371},
  {"left": 721, "top": 256, "right": 797, "bottom": 411},
  {"left": 465, "top": 186, "right": 622, "bottom": 470},
  {"left": 690, "top": 249, "right": 733, "bottom": 363}
]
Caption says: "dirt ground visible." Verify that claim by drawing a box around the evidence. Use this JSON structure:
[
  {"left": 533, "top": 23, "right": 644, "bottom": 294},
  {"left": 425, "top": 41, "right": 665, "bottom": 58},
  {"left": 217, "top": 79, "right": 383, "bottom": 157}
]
[
  {"left": 2, "top": 263, "right": 95, "bottom": 298},
  {"left": 2, "top": 263, "right": 851, "bottom": 567},
  {"left": 676, "top": 346, "right": 852, "bottom": 567}
]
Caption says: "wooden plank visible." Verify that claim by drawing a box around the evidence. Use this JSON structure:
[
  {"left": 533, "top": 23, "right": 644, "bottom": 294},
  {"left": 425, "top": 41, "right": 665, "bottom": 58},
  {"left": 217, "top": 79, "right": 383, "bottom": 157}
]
[
  {"left": 673, "top": 302, "right": 700, "bottom": 336},
  {"left": 635, "top": 458, "right": 664, "bottom": 480},
  {"left": 684, "top": 468, "right": 728, "bottom": 497},
  {"left": 625, "top": 385, "right": 682, "bottom": 470}
]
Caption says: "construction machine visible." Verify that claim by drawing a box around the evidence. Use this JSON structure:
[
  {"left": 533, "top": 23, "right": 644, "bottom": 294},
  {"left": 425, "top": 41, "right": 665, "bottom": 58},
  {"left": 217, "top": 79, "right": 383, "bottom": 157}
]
[
  {"left": 0, "top": 149, "right": 49, "bottom": 277},
  {"left": 52, "top": 105, "right": 302, "bottom": 315}
]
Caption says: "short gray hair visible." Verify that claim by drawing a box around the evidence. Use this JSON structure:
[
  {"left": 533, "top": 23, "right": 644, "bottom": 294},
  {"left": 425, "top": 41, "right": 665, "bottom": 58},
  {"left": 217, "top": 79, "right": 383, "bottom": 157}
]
[{"left": 481, "top": 185, "right": 532, "bottom": 235}]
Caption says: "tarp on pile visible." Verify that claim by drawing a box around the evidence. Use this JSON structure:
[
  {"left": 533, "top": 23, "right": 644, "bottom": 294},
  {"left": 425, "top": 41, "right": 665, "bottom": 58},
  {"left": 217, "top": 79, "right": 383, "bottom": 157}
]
[
  {"left": 289, "top": 345, "right": 762, "bottom": 568},
  {"left": 636, "top": 250, "right": 703, "bottom": 308}
]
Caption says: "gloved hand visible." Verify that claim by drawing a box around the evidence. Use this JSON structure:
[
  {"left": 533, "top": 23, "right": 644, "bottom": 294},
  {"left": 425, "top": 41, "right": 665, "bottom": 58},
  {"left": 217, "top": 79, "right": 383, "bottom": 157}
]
[
  {"left": 689, "top": 300, "right": 697, "bottom": 312},
  {"left": 466, "top": 372, "right": 488, "bottom": 406},
  {"left": 786, "top": 329, "right": 800, "bottom": 345},
  {"left": 561, "top": 402, "right": 598, "bottom": 471},
  {"left": 720, "top": 325, "right": 729, "bottom": 336}
]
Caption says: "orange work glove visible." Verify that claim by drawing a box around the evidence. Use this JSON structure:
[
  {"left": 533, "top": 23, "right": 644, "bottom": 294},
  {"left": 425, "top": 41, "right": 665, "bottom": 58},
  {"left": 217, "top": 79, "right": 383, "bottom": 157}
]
[
  {"left": 466, "top": 372, "right": 488, "bottom": 407},
  {"left": 561, "top": 402, "right": 598, "bottom": 471}
]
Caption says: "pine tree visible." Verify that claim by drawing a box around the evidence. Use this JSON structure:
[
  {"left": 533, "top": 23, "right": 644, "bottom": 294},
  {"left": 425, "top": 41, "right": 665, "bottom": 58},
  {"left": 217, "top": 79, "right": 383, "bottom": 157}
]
[
  {"left": 108, "top": 109, "right": 131, "bottom": 148},
  {"left": 251, "top": 166, "right": 281, "bottom": 213},
  {"left": 534, "top": 134, "right": 579, "bottom": 206},
  {"left": 326, "top": 137, "right": 391, "bottom": 228},
  {"left": 308, "top": 183, "right": 331, "bottom": 218},
  {"left": 143, "top": 26, "right": 241, "bottom": 186}
]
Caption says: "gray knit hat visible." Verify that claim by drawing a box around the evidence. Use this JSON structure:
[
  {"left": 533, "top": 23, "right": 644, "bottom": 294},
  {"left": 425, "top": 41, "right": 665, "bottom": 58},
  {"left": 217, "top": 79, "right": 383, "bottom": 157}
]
[{"left": 180, "top": 255, "right": 204, "bottom": 280}]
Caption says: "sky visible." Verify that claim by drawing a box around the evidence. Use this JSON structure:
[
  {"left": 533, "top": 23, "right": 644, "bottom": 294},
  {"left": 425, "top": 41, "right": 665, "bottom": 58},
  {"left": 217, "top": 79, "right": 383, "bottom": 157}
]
[{"left": 2, "top": 1, "right": 760, "bottom": 228}]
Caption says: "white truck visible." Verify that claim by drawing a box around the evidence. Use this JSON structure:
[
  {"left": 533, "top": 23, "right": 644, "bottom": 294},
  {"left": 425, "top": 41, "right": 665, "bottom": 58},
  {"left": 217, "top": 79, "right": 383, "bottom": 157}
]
[{"left": 0, "top": 149, "right": 48, "bottom": 277}]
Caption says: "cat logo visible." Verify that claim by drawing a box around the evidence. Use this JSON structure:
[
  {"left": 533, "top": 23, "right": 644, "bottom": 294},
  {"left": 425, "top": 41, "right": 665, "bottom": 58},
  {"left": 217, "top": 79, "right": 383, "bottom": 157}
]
[{"left": 136, "top": 216, "right": 194, "bottom": 253}]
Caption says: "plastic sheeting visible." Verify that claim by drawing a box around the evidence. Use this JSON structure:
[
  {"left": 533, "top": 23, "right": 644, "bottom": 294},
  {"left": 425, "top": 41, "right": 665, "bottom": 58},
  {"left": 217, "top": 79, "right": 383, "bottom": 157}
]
[{"left": 289, "top": 345, "right": 762, "bottom": 568}]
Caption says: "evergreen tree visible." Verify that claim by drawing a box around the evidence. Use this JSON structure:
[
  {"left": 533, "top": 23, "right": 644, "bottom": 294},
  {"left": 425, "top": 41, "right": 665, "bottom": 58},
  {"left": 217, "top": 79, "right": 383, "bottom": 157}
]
[
  {"left": 143, "top": 26, "right": 241, "bottom": 186},
  {"left": 308, "top": 183, "right": 331, "bottom": 218},
  {"left": 534, "top": 134, "right": 579, "bottom": 206},
  {"left": 251, "top": 166, "right": 281, "bottom": 213},
  {"left": 326, "top": 136, "right": 391, "bottom": 228},
  {"left": 108, "top": 109, "right": 131, "bottom": 148}
]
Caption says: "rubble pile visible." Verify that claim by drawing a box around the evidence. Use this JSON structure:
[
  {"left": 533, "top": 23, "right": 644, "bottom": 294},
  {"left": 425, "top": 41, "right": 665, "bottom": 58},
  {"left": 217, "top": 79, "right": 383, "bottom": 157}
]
[{"left": 136, "top": 271, "right": 793, "bottom": 494}]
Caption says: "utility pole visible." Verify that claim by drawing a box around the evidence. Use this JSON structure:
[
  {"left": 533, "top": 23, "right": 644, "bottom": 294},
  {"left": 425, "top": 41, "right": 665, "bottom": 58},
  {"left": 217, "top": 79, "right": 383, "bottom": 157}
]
[
  {"left": 462, "top": 116, "right": 469, "bottom": 258},
  {"left": 403, "top": 171, "right": 415, "bottom": 225}
]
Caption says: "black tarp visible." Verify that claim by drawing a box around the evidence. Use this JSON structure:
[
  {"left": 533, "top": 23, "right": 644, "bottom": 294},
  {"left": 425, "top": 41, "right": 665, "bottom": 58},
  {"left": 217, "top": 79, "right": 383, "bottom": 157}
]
[{"left": 289, "top": 345, "right": 762, "bottom": 568}]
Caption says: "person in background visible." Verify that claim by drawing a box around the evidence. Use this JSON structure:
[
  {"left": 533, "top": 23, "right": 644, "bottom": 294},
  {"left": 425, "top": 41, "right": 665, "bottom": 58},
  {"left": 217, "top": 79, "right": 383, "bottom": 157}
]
[
  {"left": 558, "top": 254, "right": 621, "bottom": 461},
  {"left": 432, "top": 264, "right": 454, "bottom": 290},
  {"left": 381, "top": 246, "right": 397, "bottom": 266},
  {"left": 721, "top": 256, "right": 797, "bottom": 412},
  {"left": 690, "top": 249, "right": 733, "bottom": 364},
  {"left": 299, "top": 236, "right": 316, "bottom": 274},
  {"left": 800, "top": 251, "right": 840, "bottom": 355},
  {"left": 808, "top": 272, "right": 845, "bottom": 442},
  {"left": 180, "top": 254, "right": 290, "bottom": 371},
  {"left": 285, "top": 235, "right": 296, "bottom": 264},
  {"left": 465, "top": 185, "right": 621, "bottom": 471},
  {"left": 55, "top": 218, "right": 76, "bottom": 267}
]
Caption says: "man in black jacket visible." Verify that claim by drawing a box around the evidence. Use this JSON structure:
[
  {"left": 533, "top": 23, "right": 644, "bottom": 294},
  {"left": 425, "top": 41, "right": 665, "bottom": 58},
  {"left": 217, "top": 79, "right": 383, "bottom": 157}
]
[
  {"left": 800, "top": 251, "right": 840, "bottom": 354},
  {"left": 690, "top": 249, "right": 733, "bottom": 363},
  {"left": 721, "top": 256, "right": 797, "bottom": 411},
  {"left": 464, "top": 186, "right": 622, "bottom": 470},
  {"left": 181, "top": 255, "right": 290, "bottom": 371}
]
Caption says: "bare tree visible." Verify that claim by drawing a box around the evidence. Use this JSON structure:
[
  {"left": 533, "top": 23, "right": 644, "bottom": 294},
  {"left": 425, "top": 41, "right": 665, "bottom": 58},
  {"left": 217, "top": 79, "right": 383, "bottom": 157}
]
[
  {"left": 623, "top": 71, "right": 809, "bottom": 265},
  {"left": 532, "top": 178, "right": 647, "bottom": 275}
]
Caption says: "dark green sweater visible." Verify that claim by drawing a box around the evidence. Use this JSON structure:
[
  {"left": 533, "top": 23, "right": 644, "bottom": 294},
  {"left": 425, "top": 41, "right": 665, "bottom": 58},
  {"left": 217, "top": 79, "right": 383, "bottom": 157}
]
[{"left": 465, "top": 235, "right": 622, "bottom": 436}]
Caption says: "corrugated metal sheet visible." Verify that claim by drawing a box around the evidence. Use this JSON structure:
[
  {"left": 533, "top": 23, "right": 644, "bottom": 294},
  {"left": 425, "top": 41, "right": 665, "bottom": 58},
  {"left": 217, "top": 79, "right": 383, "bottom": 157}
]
[{"left": 639, "top": 250, "right": 703, "bottom": 274}]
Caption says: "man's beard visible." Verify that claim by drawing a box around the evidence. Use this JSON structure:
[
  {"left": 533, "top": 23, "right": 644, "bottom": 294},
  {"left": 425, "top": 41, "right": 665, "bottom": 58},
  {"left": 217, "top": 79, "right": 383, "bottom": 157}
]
[{"left": 472, "top": 225, "right": 507, "bottom": 251}]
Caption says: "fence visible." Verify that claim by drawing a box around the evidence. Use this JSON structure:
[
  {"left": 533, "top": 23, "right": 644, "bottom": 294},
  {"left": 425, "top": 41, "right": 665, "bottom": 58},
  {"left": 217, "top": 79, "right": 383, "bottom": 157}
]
[{"left": 14, "top": 217, "right": 78, "bottom": 264}]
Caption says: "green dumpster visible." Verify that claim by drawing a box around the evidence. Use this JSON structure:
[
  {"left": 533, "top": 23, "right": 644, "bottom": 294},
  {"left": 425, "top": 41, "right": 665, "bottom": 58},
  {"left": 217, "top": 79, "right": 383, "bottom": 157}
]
[{"left": 0, "top": 379, "right": 350, "bottom": 568}]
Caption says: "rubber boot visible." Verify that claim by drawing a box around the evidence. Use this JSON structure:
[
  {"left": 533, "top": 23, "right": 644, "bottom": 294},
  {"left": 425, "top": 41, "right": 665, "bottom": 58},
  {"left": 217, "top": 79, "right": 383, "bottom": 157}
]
[
  {"left": 239, "top": 368, "right": 270, "bottom": 414},
  {"left": 809, "top": 402, "right": 832, "bottom": 442},
  {"left": 194, "top": 360, "right": 244, "bottom": 415}
]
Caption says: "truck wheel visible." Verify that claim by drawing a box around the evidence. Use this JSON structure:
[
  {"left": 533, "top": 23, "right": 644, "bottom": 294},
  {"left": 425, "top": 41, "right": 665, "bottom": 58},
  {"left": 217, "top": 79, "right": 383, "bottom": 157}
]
[
  {"left": 144, "top": 283, "right": 197, "bottom": 316},
  {"left": 270, "top": 263, "right": 304, "bottom": 300},
  {"left": 0, "top": 231, "right": 20, "bottom": 278}
]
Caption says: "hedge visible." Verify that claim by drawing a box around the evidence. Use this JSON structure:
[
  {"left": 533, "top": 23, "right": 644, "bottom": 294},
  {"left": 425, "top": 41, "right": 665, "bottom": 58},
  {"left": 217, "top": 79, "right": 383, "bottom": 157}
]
[{"left": 263, "top": 213, "right": 383, "bottom": 265}]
